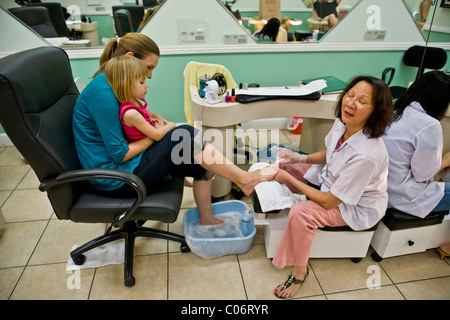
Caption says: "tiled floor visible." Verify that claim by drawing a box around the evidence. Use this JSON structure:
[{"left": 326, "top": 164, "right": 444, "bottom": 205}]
[{"left": 0, "top": 130, "right": 449, "bottom": 300}]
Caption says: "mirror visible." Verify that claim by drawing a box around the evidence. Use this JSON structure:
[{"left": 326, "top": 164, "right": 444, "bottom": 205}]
[{"left": 0, "top": 0, "right": 448, "bottom": 53}]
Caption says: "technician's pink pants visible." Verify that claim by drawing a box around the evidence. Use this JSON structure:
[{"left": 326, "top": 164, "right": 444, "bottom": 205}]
[{"left": 272, "top": 163, "right": 347, "bottom": 269}]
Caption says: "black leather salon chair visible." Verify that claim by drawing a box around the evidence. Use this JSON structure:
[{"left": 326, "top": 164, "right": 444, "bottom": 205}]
[
  {"left": 382, "top": 45, "right": 447, "bottom": 99},
  {"left": 25, "top": 2, "right": 70, "bottom": 37},
  {"left": 112, "top": 5, "right": 145, "bottom": 35},
  {"left": 0, "top": 46, "right": 189, "bottom": 287},
  {"left": 114, "top": 9, "right": 135, "bottom": 37},
  {"left": 9, "top": 6, "right": 58, "bottom": 38}
]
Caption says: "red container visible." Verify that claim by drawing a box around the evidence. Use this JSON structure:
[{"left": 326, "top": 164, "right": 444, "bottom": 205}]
[{"left": 287, "top": 117, "right": 303, "bottom": 134}]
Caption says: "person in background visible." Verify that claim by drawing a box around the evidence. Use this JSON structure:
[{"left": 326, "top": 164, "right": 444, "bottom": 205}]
[
  {"left": 272, "top": 76, "right": 393, "bottom": 299},
  {"left": 312, "top": 0, "right": 341, "bottom": 28},
  {"left": 382, "top": 71, "right": 450, "bottom": 260},
  {"left": 338, "top": 5, "right": 352, "bottom": 20},
  {"left": 253, "top": 17, "right": 281, "bottom": 42}
]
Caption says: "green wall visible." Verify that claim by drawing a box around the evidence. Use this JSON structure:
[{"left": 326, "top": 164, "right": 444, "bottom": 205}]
[
  {"left": 69, "top": 49, "right": 449, "bottom": 124},
  {"left": 1, "top": 48, "right": 449, "bottom": 135}
]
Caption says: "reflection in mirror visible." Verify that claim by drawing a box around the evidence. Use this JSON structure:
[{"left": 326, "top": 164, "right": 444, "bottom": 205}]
[
  {"left": 1, "top": 0, "right": 448, "bottom": 54},
  {"left": 394, "top": 0, "right": 450, "bottom": 43},
  {"left": 228, "top": 0, "right": 361, "bottom": 43},
  {"left": 321, "top": 0, "right": 426, "bottom": 43},
  {"left": 0, "top": 7, "right": 49, "bottom": 53},
  {"left": 139, "top": 0, "right": 255, "bottom": 46}
]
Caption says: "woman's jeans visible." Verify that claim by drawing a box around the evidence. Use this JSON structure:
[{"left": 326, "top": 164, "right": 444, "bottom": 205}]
[
  {"left": 432, "top": 182, "right": 450, "bottom": 212},
  {"left": 106, "top": 125, "right": 211, "bottom": 198}
]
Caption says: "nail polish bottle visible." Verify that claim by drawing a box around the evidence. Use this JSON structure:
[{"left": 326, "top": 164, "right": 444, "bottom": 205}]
[{"left": 230, "top": 88, "right": 236, "bottom": 102}]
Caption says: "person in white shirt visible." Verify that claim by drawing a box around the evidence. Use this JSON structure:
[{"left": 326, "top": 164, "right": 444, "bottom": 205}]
[
  {"left": 272, "top": 76, "right": 394, "bottom": 299},
  {"left": 382, "top": 71, "right": 450, "bottom": 259}
]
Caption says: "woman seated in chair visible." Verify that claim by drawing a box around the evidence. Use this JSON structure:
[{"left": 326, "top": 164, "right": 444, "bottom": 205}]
[
  {"left": 382, "top": 71, "right": 450, "bottom": 259},
  {"left": 72, "top": 33, "right": 277, "bottom": 226},
  {"left": 253, "top": 17, "right": 281, "bottom": 42},
  {"left": 271, "top": 76, "right": 393, "bottom": 299},
  {"left": 312, "top": 0, "right": 341, "bottom": 28}
]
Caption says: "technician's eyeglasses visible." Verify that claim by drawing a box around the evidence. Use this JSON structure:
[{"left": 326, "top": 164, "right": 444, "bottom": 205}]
[{"left": 344, "top": 92, "right": 372, "bottom": 108}]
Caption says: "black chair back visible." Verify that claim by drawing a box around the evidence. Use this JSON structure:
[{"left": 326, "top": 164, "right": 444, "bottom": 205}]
[
  {"left": 26, "top": 2, "right": 70, "bottom": 37},
  {"left": 0, "top": 46, "right": 81, "bottom": 218},
  {"left": 114, "top": 9, "right": 134, "bottom": 36},
  {"left": 9, "top": 7, "right": 59, "bottom": 38},
  {"left": 403, "top": 45, "right": 447, "bottom": 79},
  {"left": 112, "top": 5, "right": 144, "bottom": 33}
]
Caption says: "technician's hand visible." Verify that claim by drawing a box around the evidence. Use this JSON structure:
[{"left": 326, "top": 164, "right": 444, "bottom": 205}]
[
  {"left": 277, "top": 148, "right": 307, "bottom": 164},
  {"left": 275, "top": 168, "right": 292, "bottom": 185}
]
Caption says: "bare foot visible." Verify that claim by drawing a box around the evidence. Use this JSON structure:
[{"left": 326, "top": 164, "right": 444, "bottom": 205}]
[
  {"left": 199, "top": 216, "right": 224, "bottom": 226},
  {"left": 238, "top": 164, "right": 279, "bottom": 196}
]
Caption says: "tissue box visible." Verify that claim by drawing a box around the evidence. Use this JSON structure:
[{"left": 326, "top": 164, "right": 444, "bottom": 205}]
[{"left": 183, "top": 200, "right": 256, "bottom": 260}]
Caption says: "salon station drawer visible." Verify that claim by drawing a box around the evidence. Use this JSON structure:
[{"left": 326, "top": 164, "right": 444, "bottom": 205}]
[{"left": 370, "top": 222, "right": 437, "bottom": 259}]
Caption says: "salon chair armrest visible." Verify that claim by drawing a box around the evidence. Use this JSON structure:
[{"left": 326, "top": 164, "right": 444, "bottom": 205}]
[{"left": 39, "top": 168, "right": 146, "bottom": 228}]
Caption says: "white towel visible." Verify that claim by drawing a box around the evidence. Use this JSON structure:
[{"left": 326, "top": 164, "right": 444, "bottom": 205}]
[
  {"left": 236, "top": 79, "right": 327, "bottom": 96},
  {"left": 249, "top": 162, "right": 306, "bottom": 212},
  {"left": 66, "top": 241, "right": 124, "bottom": 271}
]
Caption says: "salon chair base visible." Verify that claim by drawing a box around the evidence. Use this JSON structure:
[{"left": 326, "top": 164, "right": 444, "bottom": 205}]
[
  {"left": 370, "top": 208, "right": 448, "bottom": 262},
  {"left": 71, "top": 221, "right": 189, "bottom": 287},
  {"left": 257, "top": 209, "right": 377, "bottom": 262}
]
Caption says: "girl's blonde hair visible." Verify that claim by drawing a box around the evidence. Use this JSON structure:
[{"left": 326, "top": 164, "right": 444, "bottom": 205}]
[
  {"left": 94, "top": 33, "right": 159, "bottom": 77},
  {"left": 105, "top": 55, "right": 148, "bottom": 104}
]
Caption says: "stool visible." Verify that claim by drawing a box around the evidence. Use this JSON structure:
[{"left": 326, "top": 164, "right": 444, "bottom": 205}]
[
  {"left": 306, "top": 17, "right": 329, "bottom": 32},
  {"left": 370, "top": 208, "right": 448, "bottom": 262},
  {"left": 251, "top": 193, "right": 377, "bottom": 263}
]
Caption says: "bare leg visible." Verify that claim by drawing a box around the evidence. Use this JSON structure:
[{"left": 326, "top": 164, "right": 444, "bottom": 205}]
[
  {"left": 193, "top": 178, "right": 223, "bottom": 225},
  {"left": 195, "top": 142, "right": 277, "bottom": 195},
  {"left": 328, "top": 14, "right": 338, "bottom": 27}
]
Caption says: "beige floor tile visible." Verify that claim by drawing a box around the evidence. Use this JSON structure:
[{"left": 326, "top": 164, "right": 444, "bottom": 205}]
[
  {"left": 310, "top": 257, "right": 392, "bottom": 294},
  {"left": 181, "top": 185, "right": 196, "bottom": 209},
  {"left": 9, "top": 263, "right": 94, "bottom": 300},
  {"left": 0, "top": 267, "right": 24, "bottom": 300},
  {"left": 327, "top": 284, "right": 405, "bottom": 300},
  {"left": 0, "top": 190, "right": 11, "bottom": 207},
  {"left": 379, "top": 250, "right": 450, "bottom": 283},
  {"left": 168, "top": 252, "right": 246, "bottom": 300},
  {"left": 2, "top": 189, "right": 53, "bottom": 222},
  {"left": 134, "top": 220, "right": 170, "bottom": 255},
  {"left": 16, "top": 169, "right": 40, "bottom": 190},
  {"left": 0, "top": 147, "right": 27, "bottom": 166},
  {"left": 0, "top": 221, "right": 47, "bottom": 268},
  {"left": 29, "top": 219, "right": 107, "bottom": 265},
  {"left": 396, "top": 277, "right": 450, "bottom": 300},
  {"left": 168, "top": 209, "right": 187, "bottom": 252},
  {"left": 0, "top": 165, "right": 30, "bottom": 191},
  {"left": 238, "top": 244, "right": 323, "bottom": 300},
  {"left": 89, "top": 255, "right": 168, "bottom": 300}
]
